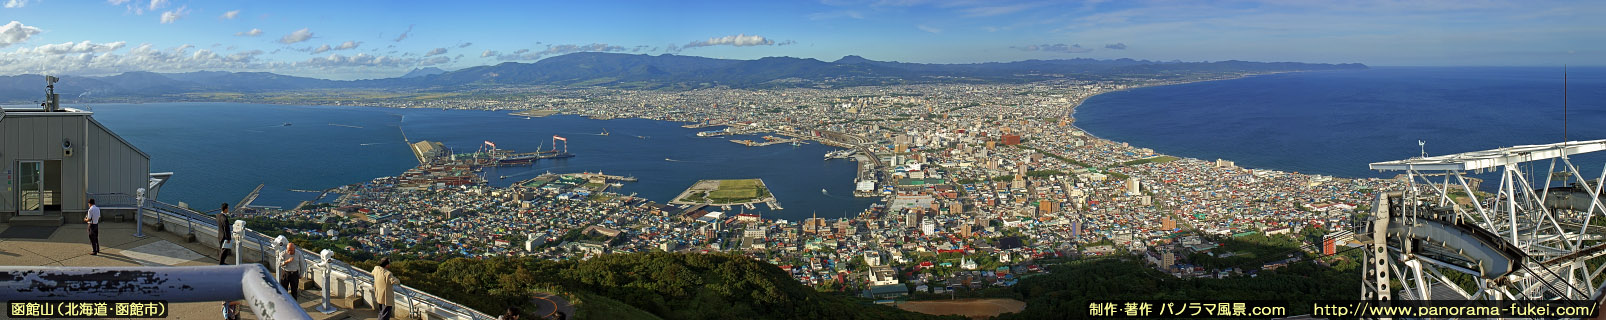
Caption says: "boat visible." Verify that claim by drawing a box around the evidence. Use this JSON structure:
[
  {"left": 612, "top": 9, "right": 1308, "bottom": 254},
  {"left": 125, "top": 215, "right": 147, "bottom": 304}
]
[
  {"left": 821, "top": 189, "right": 828, "bottom": 195},
  {"left": 637, "top": 135, "right": 649, "bottom": 139},
  {"left": 283, "top": 122, "right": 292, "bottom": 126},
  {"left": 600, "top": 128, "right": 610, "bottom": 136}
]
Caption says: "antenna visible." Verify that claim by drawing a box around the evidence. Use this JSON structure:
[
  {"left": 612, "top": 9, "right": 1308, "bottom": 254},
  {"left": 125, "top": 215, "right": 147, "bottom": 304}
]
[
  {"left": 43, "top": 75, "right": 60, "bottom": 112},
  {"left": 1564, "top": 65, "right": 1569, "bottom": 145},
  {"left": 1418, "top": 140, "right": 1427, "bottom": 158}
]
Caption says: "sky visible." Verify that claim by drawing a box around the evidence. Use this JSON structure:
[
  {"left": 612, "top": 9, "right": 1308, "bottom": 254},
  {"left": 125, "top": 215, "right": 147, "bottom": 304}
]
[{"left": 0, "top": 0, "right": 1602, "bottom": 80}]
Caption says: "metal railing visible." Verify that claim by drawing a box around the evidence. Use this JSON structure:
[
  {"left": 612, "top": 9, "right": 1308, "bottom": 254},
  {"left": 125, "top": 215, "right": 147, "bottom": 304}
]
[
  {"left": 0, "top": 265, "right": 310, "bottom": 320},
  {"left": 87, "top": 192, "right": 137, "bottom": 209},
  {"left": 141, "top": 200, "right": 494, "bottom": 320}
]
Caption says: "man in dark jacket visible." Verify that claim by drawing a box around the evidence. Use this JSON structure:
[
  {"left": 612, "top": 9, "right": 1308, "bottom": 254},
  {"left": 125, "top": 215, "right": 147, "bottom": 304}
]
[{"left": 217, "top": 203, "right": 232, "bottom": 265}]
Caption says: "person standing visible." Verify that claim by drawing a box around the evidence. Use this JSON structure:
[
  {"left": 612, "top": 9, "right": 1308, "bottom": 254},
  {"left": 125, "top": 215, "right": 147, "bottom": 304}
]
[
  {"left": 84, "top": 199, "right": 101, "bottom": 255},
  {"left": 217, "top": 203, "right": 232, "bottom": 265},
  {"left": 372, "top": 258, "right": 400, "bottom": 320},
  {"left": 497, "top": 307, "right": 520, "bottom": 320},
  {"left": 280, "top": 241, "right": 303, "bottom": 299}
]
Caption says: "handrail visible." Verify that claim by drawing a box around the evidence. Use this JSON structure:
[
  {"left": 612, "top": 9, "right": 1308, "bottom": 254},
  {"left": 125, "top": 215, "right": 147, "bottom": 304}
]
[
  {"left": 141, "top": 200, "right": 493, "bottom": 320},
  {"left": 87, "top": 192, "right": 137, "bottom": 208},
  {"left": 0, "top": 265, "right": 310, "bottom": 320}
]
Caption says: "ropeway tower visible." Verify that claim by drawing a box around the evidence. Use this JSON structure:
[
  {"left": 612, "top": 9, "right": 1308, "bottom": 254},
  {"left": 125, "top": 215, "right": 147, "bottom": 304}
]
[{"left": 1362, "top": 139, "right": 1606, "bottom": 301}]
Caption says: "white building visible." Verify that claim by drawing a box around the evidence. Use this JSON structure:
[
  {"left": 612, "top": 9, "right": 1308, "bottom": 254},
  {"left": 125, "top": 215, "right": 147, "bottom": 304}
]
[{"left": 2, "top": 97, "right": 154, "bottom": 225}]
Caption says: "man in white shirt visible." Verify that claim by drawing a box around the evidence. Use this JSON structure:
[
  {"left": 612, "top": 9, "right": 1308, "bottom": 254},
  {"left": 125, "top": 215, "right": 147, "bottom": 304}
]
[
  {"left": 84, "top": 199, "right": 101, "bottom": 255},
  {"left": 280, "top": 241, "right": 303, "bottom": 298}
]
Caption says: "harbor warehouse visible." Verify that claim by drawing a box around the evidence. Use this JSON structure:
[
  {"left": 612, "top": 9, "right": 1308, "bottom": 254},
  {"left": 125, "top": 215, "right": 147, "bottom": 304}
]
[{"left": 1, "top": 105, "right": 150, "bottom": 224}]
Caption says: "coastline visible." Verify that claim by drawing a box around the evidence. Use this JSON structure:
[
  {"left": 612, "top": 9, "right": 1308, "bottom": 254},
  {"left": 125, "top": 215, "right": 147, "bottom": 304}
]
[{"left": 1057, "top": 71, "right": 1380, "bottom": 180}]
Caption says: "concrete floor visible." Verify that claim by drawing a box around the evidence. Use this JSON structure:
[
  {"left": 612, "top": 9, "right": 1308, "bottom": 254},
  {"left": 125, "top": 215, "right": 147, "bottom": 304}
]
[{"left": 1, "top": 220, "right": 394, "bottom": 319}]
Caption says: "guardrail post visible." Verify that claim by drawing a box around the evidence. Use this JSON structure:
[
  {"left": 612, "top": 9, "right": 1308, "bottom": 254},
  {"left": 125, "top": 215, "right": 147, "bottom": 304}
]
[
  {"left": 186, "top": 209, "right": 197, "bottom": 242},
  {"left": 233, "top": 220, "right": 246, "bottom": 265},
  {"left": 316, "top": 249, "right": 339, "bottom": 314},
  {"left": 134, "top": 188, "right": 147, "bottom": 238}
]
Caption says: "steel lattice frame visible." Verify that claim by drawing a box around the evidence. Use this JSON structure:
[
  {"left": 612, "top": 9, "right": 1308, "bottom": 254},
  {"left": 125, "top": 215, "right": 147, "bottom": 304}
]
[{"left": 1363, "top": 139, "right": 1606, "bottom": 301}]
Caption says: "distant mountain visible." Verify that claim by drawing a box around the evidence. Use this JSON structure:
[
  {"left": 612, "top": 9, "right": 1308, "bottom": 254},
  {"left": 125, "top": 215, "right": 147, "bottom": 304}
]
[
  {"left": 0, "top": 53, "right": 1367, "bottom": 102},
  {"left": 399, "top": 67, "right": 447, "bottom": 79}
]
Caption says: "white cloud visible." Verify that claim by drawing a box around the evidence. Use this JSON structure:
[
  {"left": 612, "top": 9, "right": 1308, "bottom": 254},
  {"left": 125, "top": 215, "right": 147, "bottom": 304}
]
[
  {"left": 220, "top": 10, "right": 240, "bottom": 20},
  {"left": 480, "top": 50, "right": 496, "bottom": 58},
  {"left": 28, "top": 41, "right": 127, "bottom": 55},
  {"left": 960, "top": 3, "right": 1045, "bottom": 17},
  {"left": 0, "top": 21, "right": 42, "bottom": 48},
  {"left": 493, "top": 43, "right": 626, "bottom": 61},
  {"left": 0, "top": 43, "right": 289, "bottom": 76},
  {"left": 680, "top": 34, "right": 777, "bottom": 51},
  {"left": 457, "top": 42, "right": 472, "bottom": 48},
  {"left": 4, "top": 0, "right": 33, "bottom": 9},
  {"left": 1011, "top": 43, "right": 1092, "bottom": 53},
  {"left": 235, "top": 28, "right": 262, "bottom": 37},
  {"left": 393, "top": 24, "right": 413, "bottom": 42},
  {"left": 807, "top": 10, "right": 865, "bottom": 20},
  {"left": 296, "top": 53, "right": 415, "bottom": 69},
  {"left": 335, "top": 41, "right": 361, "bottom": 50},
  {"left": 917, "top": 24, "right": 941, "bottom": 33},
  {"left": 311, "top": 44, "right": 331, "bottom": 54},
  {"left": 159, "top": 5, "right": 188, "bottom": 24},
  {"left": 424, "top": 47, "right": 447, "bottom": 56},
  {"left": 279, "top": 28, "right": 314, "bottom": 44},
  {"left": 419, "top": 56, "right": 449, "bottom": 66},
  {"left": 148, "top": 0, "right": 165, "bottom": 10}
]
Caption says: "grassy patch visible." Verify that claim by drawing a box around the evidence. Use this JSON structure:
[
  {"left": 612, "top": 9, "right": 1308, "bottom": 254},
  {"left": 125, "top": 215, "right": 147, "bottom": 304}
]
[
  {"left": 572, "top": 291, "right": 663, "bottom": 320},
  {"left": 718, "top": 179, "right": 762, "bottom": 189},
  {"left": 709, "top": 189, "right": 759, "bottom": 199}
]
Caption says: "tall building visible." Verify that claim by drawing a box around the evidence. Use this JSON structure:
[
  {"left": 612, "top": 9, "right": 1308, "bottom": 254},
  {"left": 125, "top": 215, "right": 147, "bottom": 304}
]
[
  {"left": 921, "top": 218, "right": 936, "bottom": 236},
  {"left": 1216, "top": 158, "right": 1237, "bottom": 169},
  {"left": 1011, "top": 174, "right": 1027, "bottom": 189},
  {"left": 949, "top": 201, "right": 963, "bottom": 215},
  {"left": 1002, "top": 134, "right": 1021, "bottom": 146},
  {"left": 804, "top": 212, "right": 827, "bottom": 234},
  {"left": 1039, "top": 200, "right": 1057, "bottom": 215},
  {"left": 1126, "top": 179, "right": 1141, "bottom": 196},
  {"left": 1162, "top": 217, "right": 1175, "bottom": 230}
]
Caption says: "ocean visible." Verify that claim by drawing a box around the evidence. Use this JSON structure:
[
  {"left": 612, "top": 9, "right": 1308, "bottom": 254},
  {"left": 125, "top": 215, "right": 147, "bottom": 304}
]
[
  {"left": 84, "top": 67, "right": 1606, "bottom": 219},
  {"left": 88, "top": 104, "right": 876, "bottom": 222},
  {"left": 1075, "top": 67, "right": 1606, "bottom": 183}
]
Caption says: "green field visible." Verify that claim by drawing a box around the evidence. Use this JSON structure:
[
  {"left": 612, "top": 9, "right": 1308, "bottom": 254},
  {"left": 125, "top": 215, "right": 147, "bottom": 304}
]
[
  {"left": 709, "top": 189, "right": 759, "bottom": 199},
  {"left": 676, "top": 179, "right": 770, "bottom": 203},
  {"left": 718, "top": 179, "right": 762, "bottom": 189}
]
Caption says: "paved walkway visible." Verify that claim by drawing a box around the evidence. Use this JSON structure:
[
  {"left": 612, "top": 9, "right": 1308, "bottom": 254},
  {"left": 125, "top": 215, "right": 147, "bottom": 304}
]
[
  {"left": 1, "top": 220, "right": 390, "bottom": 319},
  {"left": 530, "top": 292, "right": 575, "bottom": 320}
]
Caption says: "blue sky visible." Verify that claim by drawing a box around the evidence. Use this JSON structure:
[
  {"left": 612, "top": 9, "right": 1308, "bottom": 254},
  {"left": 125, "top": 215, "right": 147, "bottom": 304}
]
[{"left": 1, "top": 0, "right": 1602, "bottom": 79}]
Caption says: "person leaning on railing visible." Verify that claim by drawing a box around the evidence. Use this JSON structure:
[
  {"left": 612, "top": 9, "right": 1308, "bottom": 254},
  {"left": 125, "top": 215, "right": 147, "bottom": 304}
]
[{"left": 373, "top": 258, "right": 401, "bottom": 320}]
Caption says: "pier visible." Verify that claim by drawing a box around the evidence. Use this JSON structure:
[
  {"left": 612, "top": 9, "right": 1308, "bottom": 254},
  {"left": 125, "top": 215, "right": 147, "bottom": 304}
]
[
  {"left": 681, "top": 122, "right": 725, "bottom": 129},
  {"left": 729, "top": 137, "right": 804, "bottom": 147},
  {"left": 509, "top": 109, "right": 560, "bottom": 117}
]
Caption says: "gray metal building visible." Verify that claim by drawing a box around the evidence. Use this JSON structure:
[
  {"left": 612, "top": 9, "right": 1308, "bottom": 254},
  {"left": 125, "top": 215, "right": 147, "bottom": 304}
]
[{"left": 1, "top": 104, "right": 151, "bottom": 224}]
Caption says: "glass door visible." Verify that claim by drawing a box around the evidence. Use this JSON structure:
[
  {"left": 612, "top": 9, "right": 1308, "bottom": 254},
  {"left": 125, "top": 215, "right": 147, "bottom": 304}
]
[{"left": 17, "top": 161, "right": 43, "bottom": 216}]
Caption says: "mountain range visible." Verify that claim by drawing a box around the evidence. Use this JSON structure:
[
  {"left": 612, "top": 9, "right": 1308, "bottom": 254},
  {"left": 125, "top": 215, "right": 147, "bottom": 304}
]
[{"left": 0, "top": 52, "right": 1366, "bottom": 103}]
